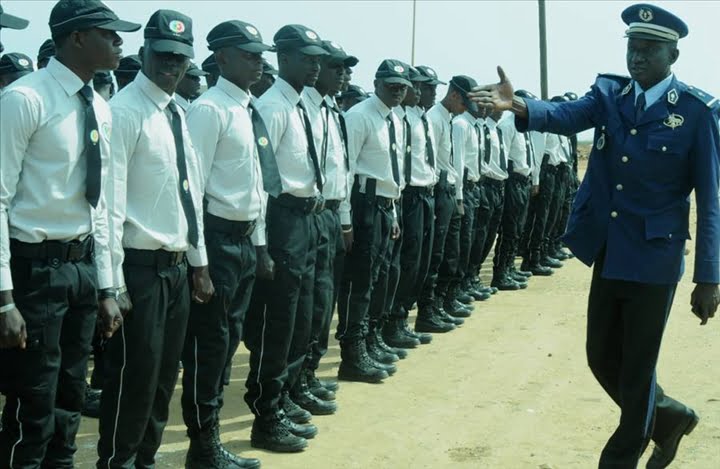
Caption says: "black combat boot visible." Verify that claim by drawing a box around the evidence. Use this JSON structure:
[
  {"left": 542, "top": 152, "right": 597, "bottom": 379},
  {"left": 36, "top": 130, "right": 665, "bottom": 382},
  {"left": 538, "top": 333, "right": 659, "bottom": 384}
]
[
  {"left": 199, "top": 422, "right": 262, "bottom": 469},
  {"left": 398, "top": 318, "right": 432, "bottom": 345},
  {"left": 290, "top": 373, "right": 337, "bottom": 416},
  {"left": 251, "top": 412, "right": 308, "bottom": 453},
  {"left": 415, "top": 304, "right": 455, "bottom": 333},
  {"left": 338, "top": 339, "right": 389, "bottom": 383},
  {"left": 374, "top": 320, "right": 409, "bottom": 358},
  {"left": 280, "top": 392, "right": 312, "bottom": 424},
  {"left": 304, "top": 368, "right": 336, "bottom": 401},
  {"left": 382, "top": 317, "right": 420, "bottom": 349}
]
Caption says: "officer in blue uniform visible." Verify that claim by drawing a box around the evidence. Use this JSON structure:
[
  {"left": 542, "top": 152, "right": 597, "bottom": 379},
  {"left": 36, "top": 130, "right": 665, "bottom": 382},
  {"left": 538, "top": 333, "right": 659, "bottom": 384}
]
[{"left": 470, "top": 4, "right": 720, "bottom": 469}]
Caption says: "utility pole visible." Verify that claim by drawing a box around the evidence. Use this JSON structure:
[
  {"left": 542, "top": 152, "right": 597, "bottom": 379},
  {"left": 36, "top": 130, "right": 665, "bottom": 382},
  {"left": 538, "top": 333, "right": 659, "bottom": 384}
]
[
  {"left": 538, "top": 0, "right": 548, "bottom": 99},
  {"left": 411, "top": 0, "right": 417, "bottom": 65}
]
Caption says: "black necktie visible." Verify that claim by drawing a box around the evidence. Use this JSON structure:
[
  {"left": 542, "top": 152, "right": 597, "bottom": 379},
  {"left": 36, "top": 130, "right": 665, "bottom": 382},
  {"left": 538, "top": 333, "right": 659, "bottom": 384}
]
[
  {"left": 482, "top": 123, "right": 492, "bottom": 164},
  {"left": 297, "top": 100, "right": 323, "bottom": 192},
  {"left": 496, "top": 126, "right": 507, "bottom": 171},
  {"left": 420, "top": 113, "right": 435, "bottom": 168},
  {"left": 78, "top": 85, "right": 101, "bottom": 208},
  {"left": 403, "top": 115, "right": 412, "bottom": 184},
  {"left": 525, "top": 133, "right": 534, "bottom": 168},
  {"left": 248, "top": 101, "right": 283, "bottom": 197},
  {"left": 635, "top": 92, "right": 646, "bottom": 122},
  {"left": 449, "top": 117, "right": 455, "bottom": 166},
  {"left": 167, "top": 101, "right": 199, "bottom": 248},
  {"left": 474, "top": 123, "right": 483, "bottom": 174},
  {"left": 387, "top": 115, "right": 400, "bottom": 186},
  {"left": 331, "top": 104, "right": 349, "bottom": 170},
  {"left": 320, "top": 101, "right": 330, "bottom": 173}
]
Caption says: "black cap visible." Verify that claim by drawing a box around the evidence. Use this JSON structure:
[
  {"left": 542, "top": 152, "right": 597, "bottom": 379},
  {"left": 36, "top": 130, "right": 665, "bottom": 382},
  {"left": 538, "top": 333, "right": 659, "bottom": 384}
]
[
  {"left": 207, "top": 20, "right": 273, "bottom": 53},
  {"left": 37, "top": 39, "right": 56, "bottom": 62},
  {"left": 184, "top": 62, "right": 207, "bottom": 78},
  {"left": 144, "top": 9, "right": 194, "bottom": 58},
  {"left": 340, "top": 84, "right": 369, "bottom": 100},
  {"left": 564, "top": 91, "right": 578, "bottom": 101},
  {"left": 93, "top": 70, "right": 113, "bottom": 86},
  {"left": 0, "top": 5, "right": 29, "bottom": 30},
  {"left": 49, "top": 0, "right": 140, "bottom": 37},
  {"left": 262, "top": 58, "right": 278, "bottom": 75},
  {"left": 375, "top": 59, "right": 411, "bottom": 87},
  {"left": 449, "top": 75, "right": 479, "bottom": 112},
  {"left": 273, "top": 24, "right": 328, "bottom": 56},
  {"left": 622, "top": 4, "right": 688, "bottom": 42},
  {"left": 0, "top": 52, "right": 34, "bottom": 75},
  {"left": 408, "top": 65, "right": 430, "bottom": 83},
  {"left": 321, "top": 41, "right": 358, "bottom": 67},
  {"left": 415, "top": 65, "right": 446, "bottom": 85},
  {"left": 550, "top": 95, "right": 569, "bottom": 103},
  {"left": 514, "top": 89, "right": 539, "bottom": 100},
  {"left": 115, "top": 54, "right": 141, "bottom": 75},
  {"left": 201, "top": 54, "right": 219, "bottom": 74}
]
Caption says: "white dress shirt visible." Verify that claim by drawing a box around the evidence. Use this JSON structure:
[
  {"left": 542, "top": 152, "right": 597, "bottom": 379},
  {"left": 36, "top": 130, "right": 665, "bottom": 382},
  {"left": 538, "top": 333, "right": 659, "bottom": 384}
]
[
  {"left": 175, "top": 94, "right": 191, "bottom": 112},
  {"left": 529, "top": 131, "right": 546, "bottom": 185},
  {"left": 255, "top": 77, "right": 320, "bottom": 198},
  {"left": 544, "top": 133, "right": 568, "bottom": 166},
  {"left": 482, "top": 117, "right": 508, "bottom": 181},
  {"left": 0, "top": 58, "right": 114, "bottom": 289},
  {"left": 498, "top": 112, "right": 531, "bottom": 178},
  {"left": 345, "top": 94, "right": 404, "bottom": 200},
  {"left": 186, "top": 77, "right": 265, "bottom": 245},
  {"left": 109, "top": 72, "right": 208, "bottom": 288},
  {"left": 453, "top": 111, "right": 480, "bottom": 183},
  {"left": 400, "top": 105, "right": 436, "bottom": 188},
  {"left": 426, "top": 103, "right": 463, "bottom": 199}
]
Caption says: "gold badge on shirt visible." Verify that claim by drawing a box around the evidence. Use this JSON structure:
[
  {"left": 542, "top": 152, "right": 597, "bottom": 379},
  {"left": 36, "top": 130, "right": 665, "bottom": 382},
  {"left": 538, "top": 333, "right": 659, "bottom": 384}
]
[{"left": 663, "top": 113, "right": 684, "bottom": 129}]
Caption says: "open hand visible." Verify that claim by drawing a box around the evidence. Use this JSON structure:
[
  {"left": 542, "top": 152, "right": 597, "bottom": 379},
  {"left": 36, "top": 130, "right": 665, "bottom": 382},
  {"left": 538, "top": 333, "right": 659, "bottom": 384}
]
[{"left": 467, "top": 66, "right": 515, "bottom": 113}]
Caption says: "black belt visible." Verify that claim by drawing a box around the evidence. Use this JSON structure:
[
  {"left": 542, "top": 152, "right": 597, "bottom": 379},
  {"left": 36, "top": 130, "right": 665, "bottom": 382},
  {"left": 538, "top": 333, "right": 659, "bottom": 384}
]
[
  {"left": 324, "top": 199, "right": 342, "bottom": 211},
  {"left": 271, "top": 193, "right": 324, "bottom": 215},
  {"left": 483, "top": 177, "right": 506, "bottom": 188},
  {"left": 375, "top": 195, "right": 394, "bottom": 209},
  {"left": 10, "top": 237, "right": 94, "bottom": 264},
  {"left": 124, "top": 248, "right": 186, "bottom": 268},
  {"left": 509, "top": 172, "right": 532, "bottom": 183},
  {"left": 541, "top": 163, "right": 559, "bottom": 173},
  {"left": 403, "top": 185, "right": 434, "bottom": 197},
  {"left": 465, "top": 180, "right": 478, "bottom": 191},
  {"left": 205, "top": 213, "right": 256, "bottom": 237}
]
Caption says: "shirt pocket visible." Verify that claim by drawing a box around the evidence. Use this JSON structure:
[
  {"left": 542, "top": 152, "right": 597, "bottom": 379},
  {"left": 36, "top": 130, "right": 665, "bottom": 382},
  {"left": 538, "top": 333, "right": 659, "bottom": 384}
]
[{"left": 644, "top": 204, "right": 691, "bottom": 241}]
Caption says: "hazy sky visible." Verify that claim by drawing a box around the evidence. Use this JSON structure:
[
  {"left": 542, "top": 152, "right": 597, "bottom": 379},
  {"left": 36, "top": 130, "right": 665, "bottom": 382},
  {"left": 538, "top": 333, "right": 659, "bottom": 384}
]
[{"left": 2, "top": 0, "right": 718, "bottom": 100}]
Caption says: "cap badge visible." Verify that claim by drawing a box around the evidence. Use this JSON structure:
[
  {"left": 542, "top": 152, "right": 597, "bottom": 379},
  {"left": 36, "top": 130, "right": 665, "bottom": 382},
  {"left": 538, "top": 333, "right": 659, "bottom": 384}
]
[
  {"left": 393, "top": 65, "right": 405, "bottom": 73},
  {"left": 258, "top": 136, "right": 269, "bottom": 147},
  {"left": 182, "top": 179, "right": 190, "bottom": 192},
  {"left": 427, "top": 68, "right": 436, "bottom": 77},
  {"left": 330, "top": 42, "right": 341, "bottom": 50},
  {"left": 169, "top": 20, "right": 186, "bottom": 34},
  {"left": 639, "top": 8, "right": 653, "bottom": 22},
  {"left": 246, "top": 25, "right": 258, "bottom": 36},
  {"left": 667, "top": 88, "right": 679, "bottom": 105},
  {"left": 305, "top": 30, "right": 318, "bottom": 41},
  {"left": 18, "top": 58, "right": 29, "bottom": 67},
  {"left": 663, "top": 113, "right": 684, "bottom": 129},
  {"left": 90, "top": 129, "right": 99, "bottom": 145}
]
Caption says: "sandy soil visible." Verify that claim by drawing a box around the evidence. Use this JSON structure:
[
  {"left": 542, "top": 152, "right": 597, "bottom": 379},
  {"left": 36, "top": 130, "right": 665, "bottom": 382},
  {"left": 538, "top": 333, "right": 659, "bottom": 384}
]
[{"left": 67, "top": 158, "right": 720, "bottom": 467}]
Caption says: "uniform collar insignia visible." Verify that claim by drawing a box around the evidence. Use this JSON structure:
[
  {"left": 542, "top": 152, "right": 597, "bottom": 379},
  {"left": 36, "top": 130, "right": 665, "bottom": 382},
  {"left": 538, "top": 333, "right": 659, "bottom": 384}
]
[
  {"left": 621, "top": 82, "right": 632, "bottom": 96},
  {"left": 667, "top": 88, "right": 679, "bottom": 105},
  {"left": 663, "top": 113, "right": 684, "bottom": 129}
]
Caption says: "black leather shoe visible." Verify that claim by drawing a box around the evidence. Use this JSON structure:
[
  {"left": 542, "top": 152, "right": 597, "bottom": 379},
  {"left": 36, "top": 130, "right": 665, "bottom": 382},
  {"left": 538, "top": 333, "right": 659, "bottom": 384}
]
[
  {"left": 375, "top": 322, "right": 410, "bottom": 357},
  {"left": 208, "top": 422, "right": 262, "bottom": 469},
  {"left": 415, "top": 310, "right": 455, "bottom": 333},
  {"left": 540, "top": 256, "right": 563, "bottom": 268},
  {"left": 290, "top": 389, "right": 337, "bottom": 416},
  {"left": 553, "top": 249, "right": 570, "bottom": 261},
  {"left": 509, "top": 271, "right": 529, "bottom": 283},
  {"left": 338, "top": 340, "right": 388, "bottom": 383},
  {"left": 443, "top": 299, "right": 471, "bottom": 318},
  {"left": 279, "top": 412, "right": 318, "bottom": 440},
  {"left": 280, "top": 393, "right": 312, "bottom": 424},
  {"left": 82, "top": 387, "right": 101, "bottom": 419},
  {"left": 466, "top": 286, "right": 491, "bottom": 301},
  {"left": 514, "top": 268, "right": 533, "bottom": 278},
  {"left": 187, "top": 424, "right": 262, "bottom": 469},
  {"left": 491, "top": 276, "right": 521, "bottom": 291},
  {"left": 382, "top": 318, "right": 419, "bottom": 349},
  {"left": 251, "top": 413, "right": 308, "bottom": 453},
  {"left": 647, "top": 409, "right": 699, "bottom": 469},
  {"left": 318, "top": 379, "right": 338, "bottom": 392},
  {"left": 523, "top": 259, "right": 554, "bottom": 276},
  {"left": 455, "top": 290, "right": 474, "bottom": 305},
  {"left": 399, "top": 319, "right": 432, "bottom": 345},
  {"left": 437, "top": 305, "right": 466, "bottom": 324},
  {"left": 367, "top": 333, "right": 399, "bottom": 364},
  {"left": 305, "top": 369, "right": 336, "bottom": 401}
]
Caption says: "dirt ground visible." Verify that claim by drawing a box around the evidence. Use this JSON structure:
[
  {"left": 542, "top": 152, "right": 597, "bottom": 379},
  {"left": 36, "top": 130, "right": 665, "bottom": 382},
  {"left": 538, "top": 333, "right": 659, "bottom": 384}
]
[{"left": 68, "top": 158, "right": 720, "bottom": 467}]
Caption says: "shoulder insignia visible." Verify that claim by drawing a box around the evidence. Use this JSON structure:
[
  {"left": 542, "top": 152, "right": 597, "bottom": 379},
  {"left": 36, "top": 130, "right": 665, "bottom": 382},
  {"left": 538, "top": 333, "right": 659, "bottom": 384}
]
[
  {"left": 621, "top": 83, "right": 632, "bottom": 96},
  {"left": 685, "top": 85, "right": 718, "bottom": 109},
  {"left": 667, "top": 88, "right": 679, "bottom": 105}
]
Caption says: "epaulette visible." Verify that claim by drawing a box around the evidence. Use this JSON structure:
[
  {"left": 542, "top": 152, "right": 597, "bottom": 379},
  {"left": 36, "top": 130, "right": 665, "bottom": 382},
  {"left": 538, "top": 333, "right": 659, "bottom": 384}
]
[
  {"left": 685, "top": 85, "right": 719, "bottom": 109},
  {"left": 597, "top": 73, "right": 631, "bottom": 82},
  {"left": 597, "top": 73, "right": 632, "bottom": 96}
]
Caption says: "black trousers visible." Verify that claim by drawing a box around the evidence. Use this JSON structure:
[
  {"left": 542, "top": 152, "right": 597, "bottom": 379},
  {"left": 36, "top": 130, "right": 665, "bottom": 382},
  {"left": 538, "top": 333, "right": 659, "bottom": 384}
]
[
  {"left": 0, "top": 251, "right": 97, "bottom": 469},
  {"left": 391, "top": 188, "right": 435, "bottom": 318},
  {"left": 307, "top": 207, "right": 343, "bottom": 370},
  {"left": 243, "top": 200, "right": 317, "bottom": 416},
  {"left": 551, "top": 164, "right": 577, "bottom": 249},
  {"left": 544, "top": 163, "right": 568, "bottom": 255},
  {"left": 521, "top": 163, "right": 557, "bottom": 258},
  {"left": 436, "top": 199, "right": 462, "bottom": 300},
  {"left": 370, "top": 199, "right": 402, "bottom": 324},
  {"left": 97, "top": 254, "right": 189, "bottom": 469},
  {"left": 181, "top": 225, "right": 256, "bottom": 435},
  {"left": 336, "top": 187, "right": 393, "bottom": 342},
  {"left": 587, "top": 253, "right": 687, "bottom": 468},
  {"left": 494, "top": 174, "right": 531, "bottom": 275},
  {"left": 467, "top": 183, "right": 490, "bottom": 280},
  {"left": 478, "top": 180, "right": 505, "bottom": 267},
  {"left": 457, "top": 185, "right": 479, "bottom": 282},
  {"left": 418, "top": 180, "right": 455, "bottom": 308}
]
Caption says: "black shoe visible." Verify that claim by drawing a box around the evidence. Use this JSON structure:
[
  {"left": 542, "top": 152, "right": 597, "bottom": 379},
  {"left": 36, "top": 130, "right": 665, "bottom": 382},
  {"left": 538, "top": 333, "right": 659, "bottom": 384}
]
[
  {"left": 513, "top": 267, "right": 533, "bottom": 278},
  {"left": 280, "top": 393, "right": 312, "bottom": 424},
  {"left": 553, "top": 249, "right": 570, "bottom": 261},
  {"left": 338, "top": 340, "right": 389, "bottom": 383},
  {"left": 81, "top": 387, "right": 101, "bottom": 419},
  {"left": 251, "top": 413, "right": 308, "bottom": 453},
  {"left": 509, "top": 270, "right": 529, "bottom": 283},
  {"left": 318, "top": 379, "right": 339, "bottom": 393},
  {"left": 540, "top": 256, "right": 563, "bottom": 268},
  {"left": 291, "top": 379, "right": 337, "bottom": 416},
  {"left": 465, "top": 284, "right": 491, "bottom": 301},
  {"left": 523, "top": 258, "right": 554, "bottom": 276},
  {"left": 382, "top": 318, "right": 420, "bottom": 349},
  {"left": 367, "top": 331, "right": 399, "bottom": 365},
  {"left": 647, "top": 408, "right": 699, "bottom": 469},
  {"left": 415, "top": 308, "right": 455, "bottom": 333},
  {"left": 187, "top": 425, "right": 261, "bottom": 469},
  {"left": 305, "top": 369, "right": 336, "bottom": 401},
  {"left": 399, "top": 319, "right": 432, "bottom": 345},
  {"left": 443, "top": 299, "right": 471, "bottom": 319},
  {"left": 491, "top": 275, "right": 521, "bottom": 291},
  {"left": 374, "top": 323, "right": 409, "bottom": 358},
  {"left": 367, "top": 353, "right": 397, "bottom": 376},
  {"left": 279, "top": 412, "right": 318, "bottom": 440},
  {"left": 455, "top": 290, "right": 474, "bottom": 305},
  {"left": 208, "top": 422, "right": 262, "bottom": 469}
]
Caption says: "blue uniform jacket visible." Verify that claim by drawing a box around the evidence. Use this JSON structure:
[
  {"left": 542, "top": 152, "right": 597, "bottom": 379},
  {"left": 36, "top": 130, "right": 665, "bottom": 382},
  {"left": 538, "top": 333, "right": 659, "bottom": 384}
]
[{"left": 517, "top": 74, "right": 720, "bottom": 284}]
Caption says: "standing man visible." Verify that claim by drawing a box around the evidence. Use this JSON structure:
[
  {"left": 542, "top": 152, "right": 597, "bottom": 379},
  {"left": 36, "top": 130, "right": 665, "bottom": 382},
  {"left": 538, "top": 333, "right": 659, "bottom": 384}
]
[
  {"left": 415, "top": 65, "right": 443, "bottom": 111},
  {"left": 335, "top": 59, "right": 409, "bottom": 382},
  {"left": 93, "top": 71, "right": 114, "bottom": 100},
  {"left": 243, "top": 24, "right": 327, "bottom": 453},
  {"left": 201, "top": 54, "right": 220, "bottom": 89},
  {"left": 0, "top": 4, "right": 28, "bottom": 54},
  {"left": 0, "top": 1, "right": 138, "bottom": 467},
  {"left": 540, "top": 125, "right": 570, "bottom": 270},
  {"left": 180, "top": 19, "right": 274, "bottom": 469},
  {"left": 471, "top": 4, "right": 720, "bottom": 468},
  {"left": 113, "top": 54, "right": 141, "bottom": 91},
  {"left": 98, "top": 10, "right": 213, "bottom": 468},
  {"left": 339, "top": 84, "right": 368, "bottom": 112},
  {"left": 37, "top": 39, "right": 55, "bottom": 69},
  {"left": 249, "top": 58, "right": 277, "bottom": 98},
  {"left": 0, "top": 53, "right": 34, "bottom": 89},
  {"left": 175, "top": 62, "right": 208, "bottom": 111}
]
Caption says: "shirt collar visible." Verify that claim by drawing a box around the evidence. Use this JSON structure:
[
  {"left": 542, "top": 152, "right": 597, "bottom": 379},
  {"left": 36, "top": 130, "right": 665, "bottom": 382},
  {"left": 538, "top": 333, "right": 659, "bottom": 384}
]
[
  {"left": 45, "top": 57, "right": 86, "bottom": 97},
  {"left": 460, "top": 111, "right": 476, "bottom": 124},
  {"left": 275, "top": 77, "right": 302, "bottom": 106},
  {"left": 302, "top": 86, "right": 324, "bottom": 108},
  {"left": 175, "top": 94, "right": 190, "bottom": 110},
  {"left": 323, "top": 95, "right": 338, "bottom": 110},
  {"left": 135, "top": 71, "right": 174, "bottom": 111},
  {"left": 216, "top": 76, "right": 250, "bottom": 108},
  {"left": 433, "top": 102, "right": 452, "bottom": 123},
  {"left": 634, "top": 73, "right": 674, "bottom": 108},
  {"left": 396, "top": 106, "right": 407, "bottom": 119},
  {"left": 369, "top": 94, "right": 392, "bottom": 118},
  {"left": 485, "top": 117, "right": 498, "bottom": 129}
]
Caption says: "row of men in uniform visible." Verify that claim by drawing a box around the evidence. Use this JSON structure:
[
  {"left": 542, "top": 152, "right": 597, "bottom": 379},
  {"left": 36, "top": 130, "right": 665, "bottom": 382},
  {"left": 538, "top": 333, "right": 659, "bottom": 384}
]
[{"left": 0, "top": 2, "right": 580, "bottom": 468}]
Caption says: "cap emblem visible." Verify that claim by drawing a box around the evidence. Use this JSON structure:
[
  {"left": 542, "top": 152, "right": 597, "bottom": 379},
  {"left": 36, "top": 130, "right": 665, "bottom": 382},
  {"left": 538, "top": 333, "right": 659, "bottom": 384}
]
[
  {"left": 393, "top": 65, "right": 405, "bottom": 73},
  {"left": 18, "top": 58, "right": 30, "bottom": 67},
  {"left": 426, "top": 68, "right": 436, "bottom": 77},
  {"left": 330, "top": 42, "right": 341, "bottom": 50},
  {"left": 305, "top": 30, "right": 318, "bottom": 40},
  {"left": 246, "top": 25, "right": 258, "bottom": 36},
  {"left": 169, "top": 20, "right": 186, "bottom": 34},
  {"left": 639, "top": 8, "right": 653, "bottom": 22}
]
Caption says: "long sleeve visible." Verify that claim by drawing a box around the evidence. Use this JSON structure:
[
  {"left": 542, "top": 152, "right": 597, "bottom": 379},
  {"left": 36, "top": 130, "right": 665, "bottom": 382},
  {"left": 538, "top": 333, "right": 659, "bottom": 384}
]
[
  {"left": 451, "top": 121, "right": 466, "bottom": 200},
  {"left": 516, "top": 91, "right": 599, "bottom": 136},
  {"left": 184, "top": 137, "right": 208, "bottom": 267},
  {"left": 344, "top": 111, "right": 366, "bottom": 185},
  {"left": 251, "top": 189, "right": 267, "bottom": 246},
  {"left": 186, "top": 103, "right": 223, "bottom": 193},
  {"left": 531, "top": 131, "right": 546, "bottom": 186},
  {"left": 0, "top": 90, "right": 39, "bottom": 290},
  {"left": 91, "top": 156, "right": 114, "bottom": 289},
  {"left": 256, "top": 101, "right": 288, "bottom": 156}
]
